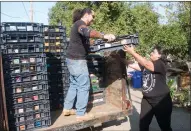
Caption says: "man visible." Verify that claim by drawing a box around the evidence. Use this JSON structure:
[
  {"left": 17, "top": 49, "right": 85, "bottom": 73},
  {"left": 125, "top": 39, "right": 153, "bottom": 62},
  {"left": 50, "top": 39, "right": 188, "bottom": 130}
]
[{"left": 63, "top": 8, "right": 116, "bottom": 122}]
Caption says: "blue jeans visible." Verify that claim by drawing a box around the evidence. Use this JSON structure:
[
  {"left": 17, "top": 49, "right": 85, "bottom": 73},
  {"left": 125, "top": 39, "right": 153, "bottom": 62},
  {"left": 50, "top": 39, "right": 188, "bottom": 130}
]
[{"left": 64, "top": 58, "right": 90, "bottom": 116}]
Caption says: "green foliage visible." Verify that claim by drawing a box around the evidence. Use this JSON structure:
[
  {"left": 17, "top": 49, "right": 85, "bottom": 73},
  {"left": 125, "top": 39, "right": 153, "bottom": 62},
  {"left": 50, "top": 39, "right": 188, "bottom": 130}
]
[{"left": 48, "top": 2, "right": 190, "bottom": 59}]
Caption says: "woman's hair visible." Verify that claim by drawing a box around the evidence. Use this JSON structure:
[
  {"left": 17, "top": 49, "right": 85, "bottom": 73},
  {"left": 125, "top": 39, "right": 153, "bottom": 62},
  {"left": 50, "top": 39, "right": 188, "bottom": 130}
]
[
  {"left": 72, "top": 8, "right": 92, "bottom": 23},
  {"left": 152, "top": 45, "right": 167, "bottom": 64}
]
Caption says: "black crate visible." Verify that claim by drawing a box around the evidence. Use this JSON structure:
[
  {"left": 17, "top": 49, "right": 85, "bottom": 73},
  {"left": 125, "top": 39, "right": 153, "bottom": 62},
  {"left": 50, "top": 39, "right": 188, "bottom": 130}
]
[
  {"left": 3, "top": 64, "right": 47, "bottom": 75},
  {"left": 1, "top": 22, "right": 43, "bottom": 33},
  {"left": 43, "top": 25, "right": 66, "bottom": 33},
  {"left": 2, "top": 33, "right": 43, "bottom": 43},
  {"left": 44, "top": 35, "right": 65, "bottom": 40},
  {"left": 5, "top": 72, "right": 47, "bottom": 84},
  {"left": 10, "top": 109, "right": 50, "bottom": 124},
  {"left": 7, "top": 81, "right": 48, "bottom": 94},
  {"left": 0, "top": 43, "right": 43, "bottom": 54},
  {"left": 9, "top": 90, "right": 49, "bottom": 105},
  {"left": 44, "top": 35, "right": 66, "bottom": 40},
  {"left": 11, "top": 117, "right": 51, "bottom": 131},
  {"left": 44, "top": 41, "right": 66, "bottom": 47},
  {"left": 3, "top": 53, "right": 46, "bottom": 66},
  {"left": 44, "top": 46, "right": 64, "bottom": 53},
  {"left": 10, "top": 100, "right": 50, "bottom": 115}
]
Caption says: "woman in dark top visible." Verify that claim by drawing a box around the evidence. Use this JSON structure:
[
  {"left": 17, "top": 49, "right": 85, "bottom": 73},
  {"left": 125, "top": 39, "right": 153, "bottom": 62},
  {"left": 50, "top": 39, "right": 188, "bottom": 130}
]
[{"left": 123, "top": 45, "right": 172, "bottom": 131}]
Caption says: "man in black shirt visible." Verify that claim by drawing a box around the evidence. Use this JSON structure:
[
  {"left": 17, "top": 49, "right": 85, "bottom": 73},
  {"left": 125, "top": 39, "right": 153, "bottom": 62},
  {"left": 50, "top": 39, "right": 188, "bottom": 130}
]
[
  {"left": 63, "top": 8, "right": 116, "bottom": 122},
  {"left": 123, "top": 45, "right": 172, "bottom": 131}
]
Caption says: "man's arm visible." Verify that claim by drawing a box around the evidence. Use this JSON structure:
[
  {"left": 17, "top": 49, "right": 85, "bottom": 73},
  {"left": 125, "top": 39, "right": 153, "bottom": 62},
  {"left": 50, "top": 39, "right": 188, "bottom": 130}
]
[
  {"left": 78, "top": 25, "right": 104, "bottom": 39},
  {"left": 78, "top": 25, "right": 115, "bottom": 42}
]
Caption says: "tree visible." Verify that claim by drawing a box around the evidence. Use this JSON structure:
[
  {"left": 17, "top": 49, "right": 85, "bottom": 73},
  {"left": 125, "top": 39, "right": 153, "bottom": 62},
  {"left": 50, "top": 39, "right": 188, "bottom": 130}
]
[
  {"left": 48, "top": 2, "right": 190, "bottom": 59},
  {"left": 161, "top": 2, "right": 190, "bottom": 59}
]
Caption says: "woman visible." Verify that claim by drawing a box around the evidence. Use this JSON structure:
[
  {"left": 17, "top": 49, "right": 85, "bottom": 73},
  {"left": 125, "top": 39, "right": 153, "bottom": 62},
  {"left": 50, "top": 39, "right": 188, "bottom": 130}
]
[{"left": 123, "top": 45, "right": 172, "bottom": 131}]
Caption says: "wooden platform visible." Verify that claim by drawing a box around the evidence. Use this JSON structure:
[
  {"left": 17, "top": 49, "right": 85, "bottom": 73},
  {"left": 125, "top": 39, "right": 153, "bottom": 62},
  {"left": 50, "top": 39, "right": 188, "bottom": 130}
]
[{"left": 37, "top": 103, "right": 128, "bottom": 131}]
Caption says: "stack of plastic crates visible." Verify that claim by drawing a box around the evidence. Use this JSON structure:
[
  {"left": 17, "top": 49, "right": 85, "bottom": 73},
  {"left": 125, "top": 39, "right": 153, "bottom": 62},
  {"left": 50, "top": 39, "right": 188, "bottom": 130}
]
[
  {"left": 86, "top": 54, "right": 106, "bottom": 107},
  {"left": 0, "top": 22, "right": 51, "bottom": 131},
  {"left": 43, "top": 25, "right": 69, "bottom": 111}
]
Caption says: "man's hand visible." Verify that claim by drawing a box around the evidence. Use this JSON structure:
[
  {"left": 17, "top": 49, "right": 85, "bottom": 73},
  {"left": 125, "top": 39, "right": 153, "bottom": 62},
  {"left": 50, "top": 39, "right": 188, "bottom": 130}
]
[
  {"left": 123, "top": 45, "right": 135, "bottom": 54},
  {"left": 103, "top": 34, "right": 116, "bottom": 42}
]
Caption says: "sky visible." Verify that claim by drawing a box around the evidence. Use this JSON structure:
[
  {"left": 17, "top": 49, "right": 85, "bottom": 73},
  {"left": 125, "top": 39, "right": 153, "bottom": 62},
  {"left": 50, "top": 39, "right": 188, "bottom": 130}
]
[{"left": 1, "top": 2, "right": 170, "bottom": 25}]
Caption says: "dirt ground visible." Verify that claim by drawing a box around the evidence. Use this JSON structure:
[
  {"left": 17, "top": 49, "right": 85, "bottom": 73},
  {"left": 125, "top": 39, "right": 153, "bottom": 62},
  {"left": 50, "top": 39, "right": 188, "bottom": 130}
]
[{"left": 80, "top": 88, "right": 191, "bottom": 131}]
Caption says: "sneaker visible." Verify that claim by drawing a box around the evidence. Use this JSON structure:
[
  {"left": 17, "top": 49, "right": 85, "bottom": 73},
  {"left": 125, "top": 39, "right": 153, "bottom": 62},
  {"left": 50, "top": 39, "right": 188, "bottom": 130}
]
[
  {"left": 63, "top": 109, "right": 76, "bottom": 116},
  {"left": 76, "top": 113, "right": 95, "bottom": 122}
]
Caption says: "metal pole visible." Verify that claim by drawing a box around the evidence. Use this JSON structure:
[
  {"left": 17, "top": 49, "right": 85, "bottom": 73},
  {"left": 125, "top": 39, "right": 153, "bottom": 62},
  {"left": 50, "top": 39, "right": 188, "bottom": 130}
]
[{"left": 30, "top": 1, "right": 33, "bottom": 22}]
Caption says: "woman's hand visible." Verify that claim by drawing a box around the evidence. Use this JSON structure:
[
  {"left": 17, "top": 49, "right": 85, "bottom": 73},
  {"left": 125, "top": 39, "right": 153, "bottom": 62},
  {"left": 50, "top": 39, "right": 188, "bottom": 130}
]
[{"left": 123, "top": 45, "right": 135, "bottom": 54}]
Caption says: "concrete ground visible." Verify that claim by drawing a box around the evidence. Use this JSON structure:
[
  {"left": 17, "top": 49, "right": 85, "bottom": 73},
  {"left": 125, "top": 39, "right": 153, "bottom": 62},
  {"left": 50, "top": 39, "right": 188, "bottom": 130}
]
[{"left": 82, "top": 88, "right": 191, "bottom": 131}]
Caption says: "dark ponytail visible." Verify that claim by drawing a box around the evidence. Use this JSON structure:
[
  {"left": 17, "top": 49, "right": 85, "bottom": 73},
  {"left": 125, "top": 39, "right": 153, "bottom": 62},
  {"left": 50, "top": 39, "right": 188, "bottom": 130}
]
[{"left": 72, "top": 9, "right": 82, "bottom": 23}]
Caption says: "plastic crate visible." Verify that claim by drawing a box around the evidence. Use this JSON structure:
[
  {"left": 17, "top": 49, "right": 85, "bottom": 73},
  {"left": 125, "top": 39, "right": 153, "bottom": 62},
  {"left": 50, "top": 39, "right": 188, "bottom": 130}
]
[
  {"left": 44, "top": 47, "right": 64, "bottom": 53},
  {"left": 10, "top": 109, "right": 50, "bottom": 124},
  {"left": 5, "top": 72, "right": 47, "bottom": 84},
  {"left": 7, "top": 81, "right": 48, "bottom": 94},
  {"left": 2, "top": 33, "right": 43, "bottom": 43},
  {"left": 44, "top": 41, "right": 65, "bottom": 47},
  {"left": 43, "top": 25, "right": 66, "bottom": 33},
  {"left": 3, "top": 64, "right": 47, "bottom": 75},
  {"left": 11, "top": 116, "right": 51, "bottom": 131},
  {"left": 1, "top": 43, "right": 43, "bottom": 54},
  {"left": 3, "top": 53, "right": 46, "bottom": 66},
  {"left": 10, "top": 90, "right": 49, "bottom": 105},
  {"left": 44, "top": 35, "right": 64, "bottom": 40},
  {"left": 11, "top": 100, "right": 50, "bottom": 115},
  {"left": 1, "top": 22, "right": 43, "bottom": 33}
]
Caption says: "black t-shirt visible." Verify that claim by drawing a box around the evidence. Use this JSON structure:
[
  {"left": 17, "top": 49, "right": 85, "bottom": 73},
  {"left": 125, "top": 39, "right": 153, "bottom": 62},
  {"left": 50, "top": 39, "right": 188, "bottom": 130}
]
[
  {"left": 66, "top": 20, "right": 90, "bottom": 60},
  {"left": 140, "top": 59, "right": 170, "bottom": 100}
]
